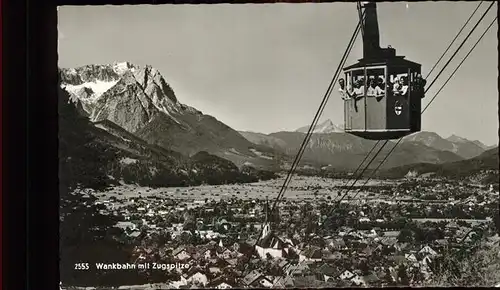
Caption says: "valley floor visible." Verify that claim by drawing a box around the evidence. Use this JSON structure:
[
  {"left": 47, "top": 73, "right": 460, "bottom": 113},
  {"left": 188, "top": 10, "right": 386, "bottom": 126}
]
[
  {"left": 92, "top": 176, "right": 404, "bottom": 203},
  {"left": 63, "top": 176, "right": 500, "bottom": 289}
]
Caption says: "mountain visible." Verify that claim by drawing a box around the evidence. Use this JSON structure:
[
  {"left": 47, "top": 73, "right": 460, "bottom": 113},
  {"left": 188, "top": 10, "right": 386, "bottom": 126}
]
[
  {"left": 60, "top": 62, "right": 487, "bottom": 173},
  {"left": 238, "top": 131, "right": 289, "bottom": 151},
  {"left": 378, "top": 146, "right": 499, "bottom": 181},
  {"left": 58, "top": 87, "right": 276, "bottom": 188},
  {"left": 295, "top": 119, "right": 344, "bottom": 134},
  {"left": 446, "top": 134, "right": 497, "bottom": 151},
  {"left": 292, "top": 120, "right": 487, "bottom": 159},
  {"left": 59, "top": 85, "right": 279, "bottom": 287},
  {"left": 447, "top": 134, "right": 472, "bottom": 144},
  {"left": 239, "top": 130, "right": 463, "bottom": 170},
  {"left": 403, "top": 131, "right": 485, "bottom": 159},
  {"left": 467, "top": 138, "right": 498, "bottom": 151},
  {"left": 59, "top": 62, "right": 280, "bottom": 170}
]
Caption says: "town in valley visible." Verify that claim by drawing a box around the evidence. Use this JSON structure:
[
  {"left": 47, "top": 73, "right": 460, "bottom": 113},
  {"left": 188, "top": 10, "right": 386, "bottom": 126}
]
[
  {"left": 58, "top": 2, "right": 499, "bottom": 289},
  {"left": 63, "top": 172, "right": 499, "bottom": 289}
]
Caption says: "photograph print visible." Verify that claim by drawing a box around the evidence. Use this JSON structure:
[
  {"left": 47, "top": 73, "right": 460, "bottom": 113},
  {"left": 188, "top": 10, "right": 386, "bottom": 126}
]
[{"left": 58, "top": 1, "right": 499, "bottom": 289}]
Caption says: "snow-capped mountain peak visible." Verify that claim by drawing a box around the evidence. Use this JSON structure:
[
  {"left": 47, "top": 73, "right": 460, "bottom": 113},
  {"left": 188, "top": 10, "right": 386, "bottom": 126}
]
[
  {"left": 112, "top": 61, "right": 136, "bottom": 75},
  {"left": 295, "top": 119, "right": 344, "bottom": 134},
  {"left": 59, "top": 62, "right": 176, "bottom": 107},
  {"left": 63, "top": 79, "right": 119, "bottom": 102},
  {"left": 59, "top": 62, "right": 191, "bottom": 133}
]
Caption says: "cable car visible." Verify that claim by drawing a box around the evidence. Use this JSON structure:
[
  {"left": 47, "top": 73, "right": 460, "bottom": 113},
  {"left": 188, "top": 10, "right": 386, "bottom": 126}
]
[{"left": 342, "top": 2, "right": 425, "bottom": 140}]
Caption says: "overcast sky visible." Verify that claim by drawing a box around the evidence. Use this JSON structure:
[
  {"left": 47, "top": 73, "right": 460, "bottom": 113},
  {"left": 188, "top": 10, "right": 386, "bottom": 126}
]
[{"left": 58, "top": 2, "right": 498, "bottom": 145}]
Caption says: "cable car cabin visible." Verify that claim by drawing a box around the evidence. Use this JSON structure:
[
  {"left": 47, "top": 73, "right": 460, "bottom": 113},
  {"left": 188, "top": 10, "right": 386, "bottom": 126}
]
[
  {"left": 342, "top": 57, "right": 424, "bottom": 140},
  {"left": 341, "top": 1, "right": 425, "bottom": 140}
]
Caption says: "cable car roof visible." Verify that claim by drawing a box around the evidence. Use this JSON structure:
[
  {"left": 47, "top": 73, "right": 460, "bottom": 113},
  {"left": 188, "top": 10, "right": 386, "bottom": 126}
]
[{"left": 343, "top": 56, "right": 421, "bottom": 71}]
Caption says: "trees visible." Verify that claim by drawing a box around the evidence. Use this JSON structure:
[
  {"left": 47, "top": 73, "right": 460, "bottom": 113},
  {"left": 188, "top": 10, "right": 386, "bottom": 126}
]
[
  {"left": 358, "top": 260, "right": 370, "bottom": 276},
  {"left": 397, "top": 228, "right": 414, "bottom": 243},
  {"left": 408, "top": 266, "right": 425, "bottom": 285},
  {"left": 381, "top": 268, "right": 396, "bottom": 286},
  {"left": 183, "top": 211, "right": 197, "bottom": 232},
  {"left": 60, "top": 177, "right": 147, "bottom": 286},
  {"left": 59, "top": 90, "right": 149, "bottom": 286},
  {"left": 177, "top": 231, "right": 192, "bottom": 245},
  {"left": 158, "top": 231, "right": 172, "bottom": 244},
  {"left": 397, "top": 265, "right": 410, "bottom": 285},
  {"left": 304, "top": 216, "right": 318, "bottom": 237}
]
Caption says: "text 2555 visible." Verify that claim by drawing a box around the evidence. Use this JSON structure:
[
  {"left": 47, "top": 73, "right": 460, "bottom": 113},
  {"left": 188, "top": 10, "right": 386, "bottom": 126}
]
[{"left": 74, "top": 263, "right": 90, "bottom": 270}]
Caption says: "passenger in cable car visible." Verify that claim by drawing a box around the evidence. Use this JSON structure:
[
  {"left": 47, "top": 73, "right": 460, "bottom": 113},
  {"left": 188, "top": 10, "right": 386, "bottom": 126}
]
[
  {"left": 366, "top": 78, "right": 375, "bottom": 96},
  {"left": 376, "top": 77, "right": 386, "bottom": 101},
  {"left": 399, "top": 76, "right": 409, "bottom": 97},
  {"left": 414, "top": 74, "right": 426, "bottom": 98},
  {"left": 350, "top": 79, "right": 365, "bottom": 112},
  {"left": 367, "top": 78, "right": 384, "bottom": 97},
  {"left": 392, "top": 77, "right": 401, "bottom": 94},
  {"left": 338, "top": 78, "right": 353, "bottom": 100},
  {"left": 377, "top": 77, "right": 385, "bottom": 91},
  {"left": 386, "top": 79, "right": 394, "bottom": 95},
  {"left": 353, "top": 79, "right": 365, "bottom": 98},
  {"left": 417, "top": 74, "right": 426, "bottom": 87}
]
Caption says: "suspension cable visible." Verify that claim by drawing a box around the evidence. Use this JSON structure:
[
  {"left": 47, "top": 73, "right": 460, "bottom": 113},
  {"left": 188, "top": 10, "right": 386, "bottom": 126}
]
[
  {"left": 335, "top": 0, "right": 495, "bottom": 206},
  {"left": 273, "top": 8, "right": 365, "bottom": 209},
  {"left": 357, "top": 1, "right": 365, "bottom": 39},
  {"left": 241, "top": 9, "right": 366, "bottom": 277},
  {"left": 276, "top": 1, "right": 369, "bottom": 204},
  {"left": 333, "top": 140, "right": 388, "bottom": 204},
  {"left": 335, "top": 140, "right": 381, "bottom": 196},
  {"left": 425, "top": 1, "right": 484, "bottom": 79},
  {"left": 275, "top": 7, "right": 496, "bottom": 287},
  {"left": 353, "top": 14, "right": 497, "bottom": 204},
  {"left": 335, "top": 140, "right": 387, "bottom": 201},
  {"left": 277, "top": 0, "right": 396, "bottom": 210},
  {"left": 423, "top": 16, "right": 497, "bottom": 113},
  {"left": 274, "top": 140, "right": 388, "bottom": 287},
  {"left": 339, "top": 0, "right": 495, "bottom": 204},
  {"left": 424, "top": 1, "right": 495, "bottom": 93}
]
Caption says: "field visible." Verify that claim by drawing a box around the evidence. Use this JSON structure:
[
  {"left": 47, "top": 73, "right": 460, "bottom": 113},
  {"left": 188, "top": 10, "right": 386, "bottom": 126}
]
[{"left": 92, "top": 176, "right": 405, "bottom": 204}]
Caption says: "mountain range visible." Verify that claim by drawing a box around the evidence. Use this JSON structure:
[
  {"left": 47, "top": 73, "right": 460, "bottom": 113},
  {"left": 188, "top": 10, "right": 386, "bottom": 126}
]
[
  {"left": 59, "top": 86, "right": 278, "bottom": 188},
  {"left": 378, "top": 146, "right": 499, "bottom": 181},
  {"left": 60, "top": 62, "right": 281, "bottom": 170},
  {"left": 295, "top": 119, "right": 344, "bottom": 134},
  {"left": 239, "top": 119, "right": 497, "bottom": 170},
  {"left": 60, "top": 62, "right": 497, "bottom": 177},
  {"left": 403, "top": 131, "right": 487, "bottom": 159},
  {"left": 58, "top": 64, "right": 278, "bottom": 188}
]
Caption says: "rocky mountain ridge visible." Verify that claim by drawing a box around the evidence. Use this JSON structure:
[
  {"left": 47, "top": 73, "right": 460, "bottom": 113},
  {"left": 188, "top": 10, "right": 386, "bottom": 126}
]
[
  {"left": 378, "top": 146, "right": 499, "bottom": 181},
  {"left": 295, "top": 119, "right": 344, "bottom": 134},
  {"left": 59, "top": 62, "right": 281, "bottom": 170},
  {"left": 239, "top": 128, "right": 490, "bottom": 169},
  {"left": 239, "top": 130, "right": 468, "bottom": 170},
  {"left": 403, "top": 131, "right": 485, "bottom": 159},
  {"left": 291, "top": 119, "right": 490, "bottom": 160},
  {"left": 60, "top": 62, "right": 492, "bottom": 173},
  {"left": 58, "top": 86, "right": 277, "bottom": 189}
]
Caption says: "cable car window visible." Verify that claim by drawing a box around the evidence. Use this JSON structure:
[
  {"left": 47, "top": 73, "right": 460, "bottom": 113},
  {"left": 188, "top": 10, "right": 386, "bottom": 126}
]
[
  {"left": 339, "top": 71, "right": 357, "bottom": 101},
  {"left": 410, "top": 71, "right": 426, "bottom": 98},
  {"left": 351, "top": 69, "right": 365, "bottom": 98},
  {"left": 366, "top": 68, "right": 385, "bottom": 98},
  {"left": 410, "top": 71, "right": 417, "bottom": 91},
  {"left": 346, "top": 71, "right": 354, "bottom": 97},
  {"left": 345, "top": 71, "right": 352, "bottom": 91},
  {"left": 388, "top": 71, "right": 409, "bottom": 97}
]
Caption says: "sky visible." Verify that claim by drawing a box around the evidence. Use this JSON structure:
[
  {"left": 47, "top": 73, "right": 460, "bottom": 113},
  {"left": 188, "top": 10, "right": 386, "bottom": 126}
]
[{"left": 58, "top": 2, "right": 498, "bottom": 146}]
